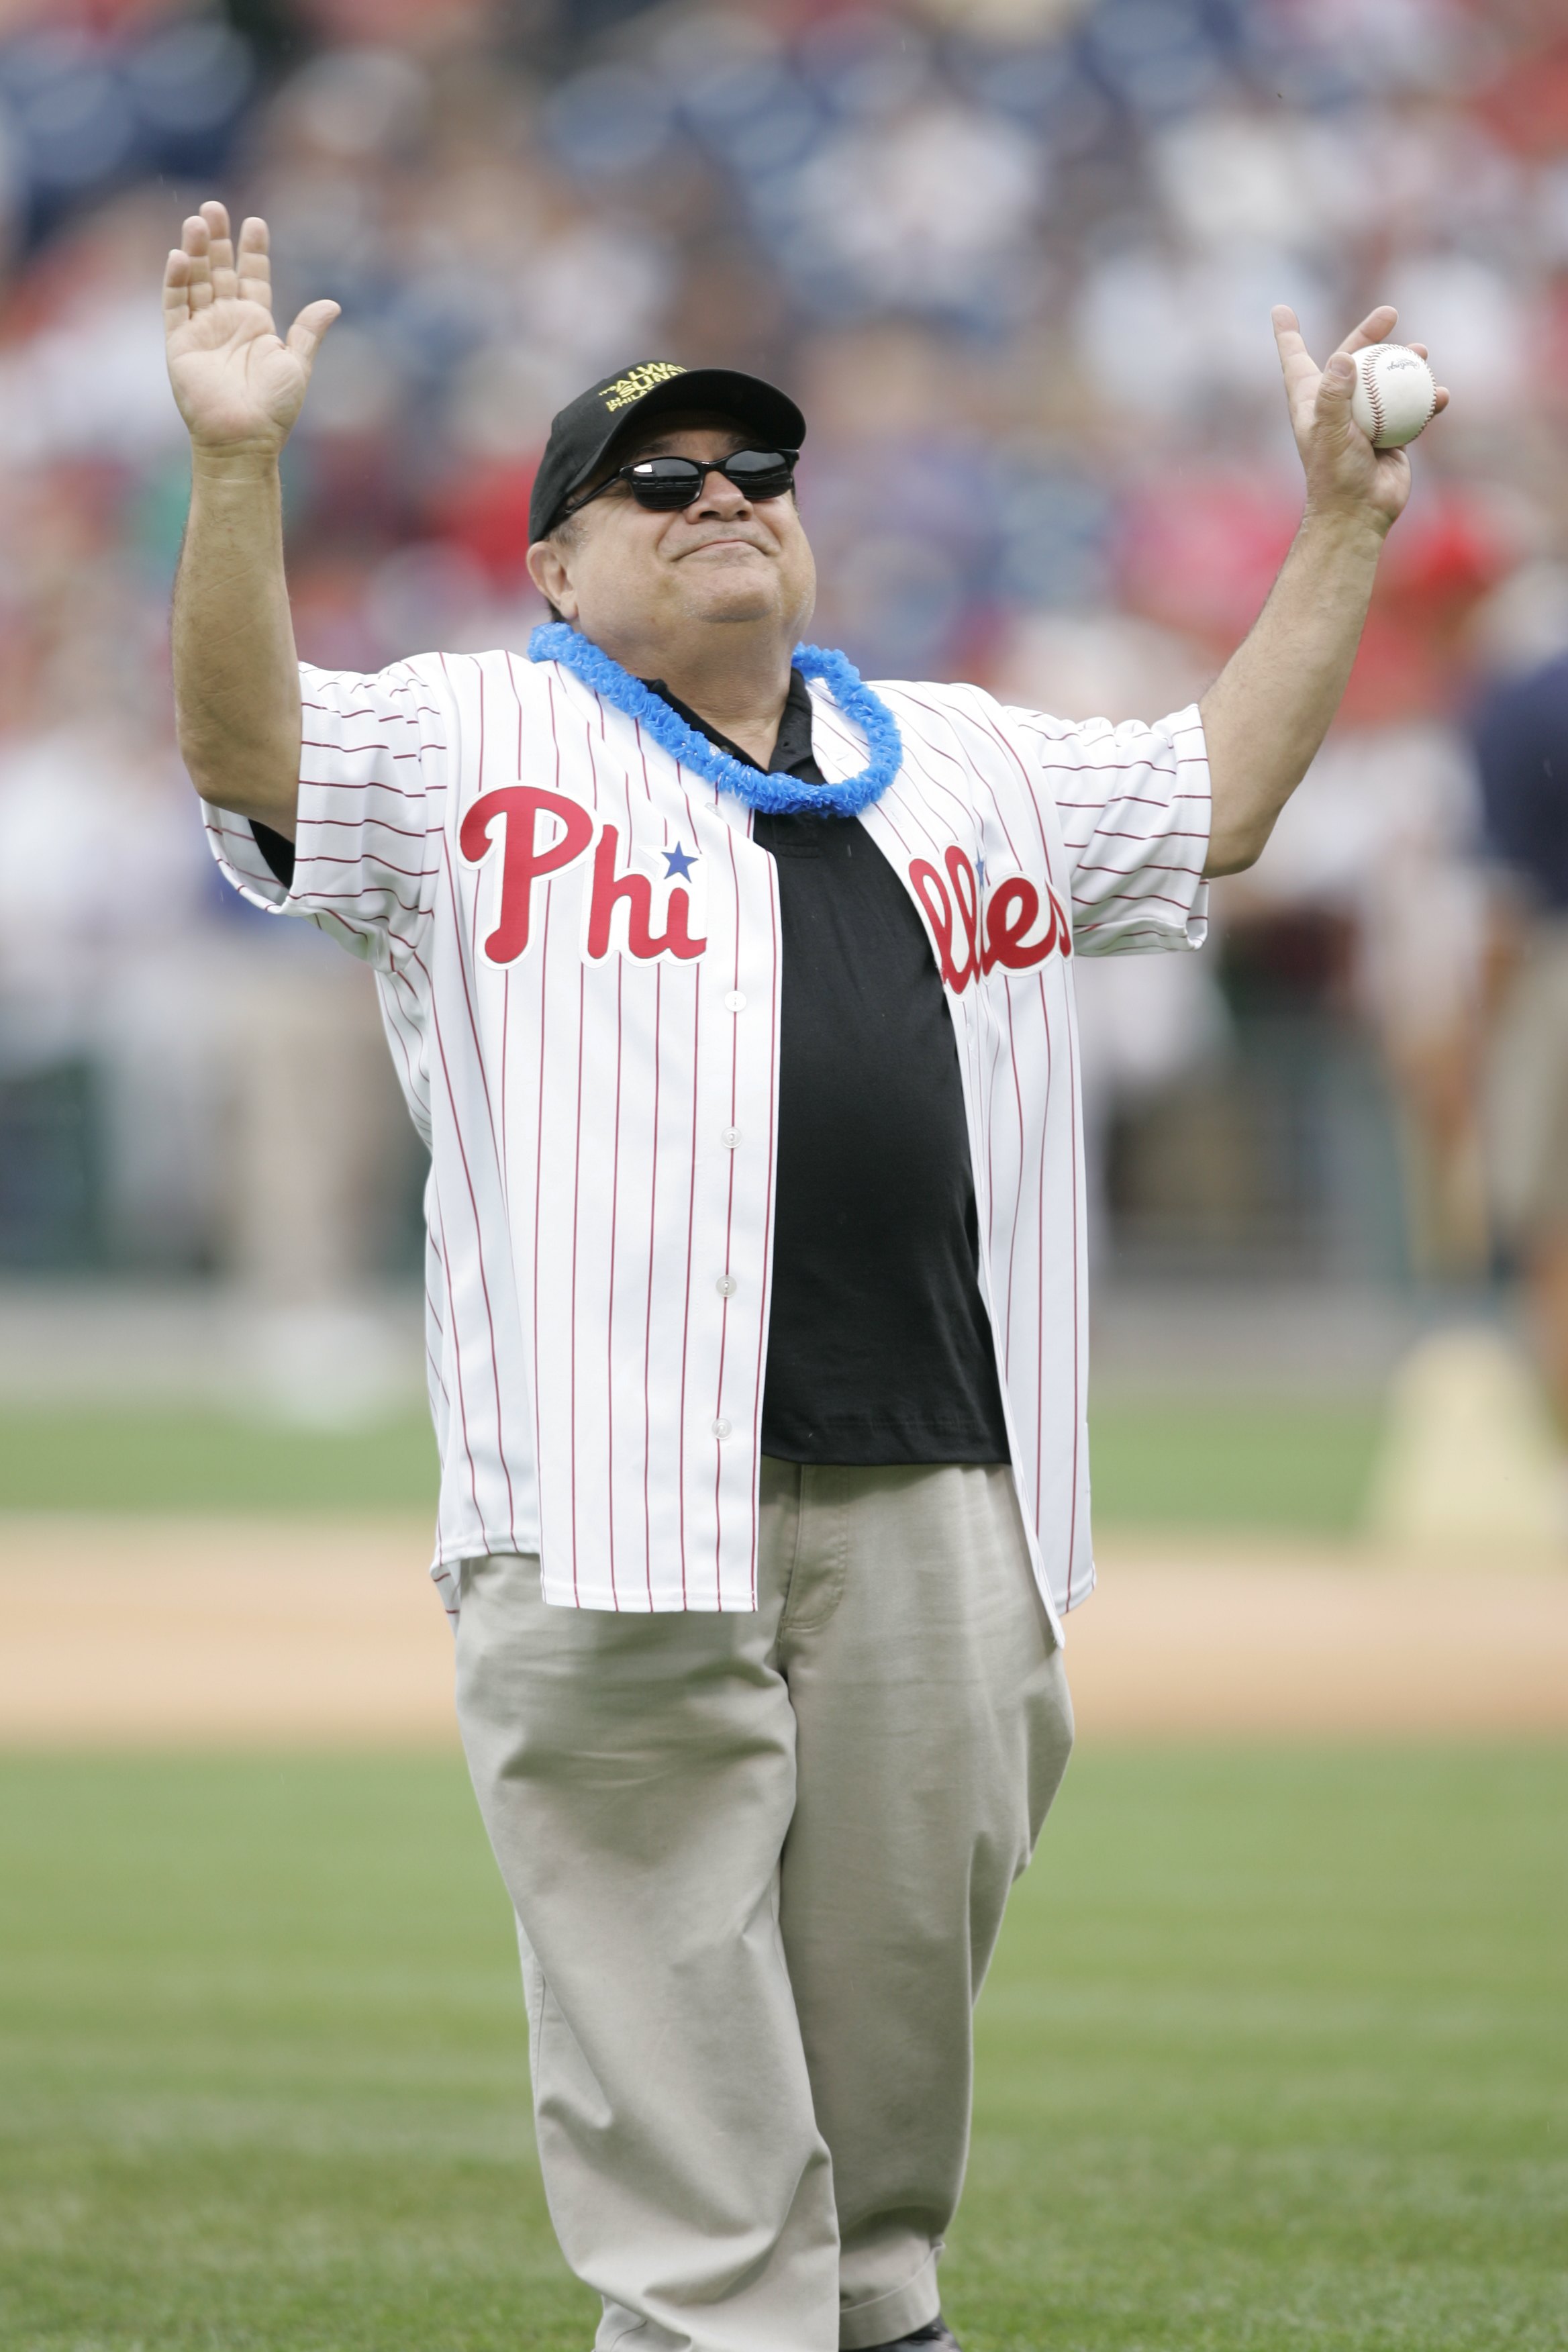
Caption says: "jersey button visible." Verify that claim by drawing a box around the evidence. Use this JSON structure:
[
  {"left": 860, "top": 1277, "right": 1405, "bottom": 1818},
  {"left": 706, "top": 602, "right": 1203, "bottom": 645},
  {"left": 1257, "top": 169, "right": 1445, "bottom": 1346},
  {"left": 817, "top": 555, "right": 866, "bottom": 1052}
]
[
  {"left": 716, "top": 1274, "right": 736, "bottom": 1297},
  {"left": 724, "top": 990, "right": 746, "bottom": 1012},
  {"left": 711, "top": 1417, "right": 732, "bottom": 1440},
  {"left": 720, "top": 1126, "right": 741, "bottom": 1147}
]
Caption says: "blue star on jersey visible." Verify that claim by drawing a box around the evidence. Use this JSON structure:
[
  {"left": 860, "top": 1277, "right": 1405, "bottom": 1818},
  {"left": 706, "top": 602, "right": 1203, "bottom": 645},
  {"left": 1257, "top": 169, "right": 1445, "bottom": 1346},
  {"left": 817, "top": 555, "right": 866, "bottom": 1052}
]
[{"left": 663, "top": 843, "right": 698, "bottom": 881}]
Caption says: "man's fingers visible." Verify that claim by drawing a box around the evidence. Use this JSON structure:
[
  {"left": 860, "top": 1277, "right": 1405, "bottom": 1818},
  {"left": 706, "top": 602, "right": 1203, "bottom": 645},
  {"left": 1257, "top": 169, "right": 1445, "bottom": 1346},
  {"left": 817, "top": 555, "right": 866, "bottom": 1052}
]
[
  {"left": 236, "top": 215, "right": 273, "bottom": 311},
  {"left": 196, "top": 198, "right": 238, "bottom": 299},
  {"left": 1432, "top": 387, "right": 1451, "bottom": 415},
  {"left": 1271, "top": 306, "right": 1323, "bottom": 394},
  {"left": 1332, "top": 304, "right": 1397, "bottom": 361},
  {"left": 1271, "top": 305, "right": 1325, "bottom": 437},
  {"left": 236, "top": 216, "right": 271, "bottom": 276},
  {"left": 1271, "top": 303, "right": 1309, "bottom": 362},
  {"left": 181, "top": 213, "right": 213, "bottom": 310},
  {"left": 1312, "top": 347, "right": 1375, "bottom": 457},
  {"left": 285, "top": 299, "right": 340, "bottom": 364},
  {"left": 162, "top": 248, "right": 193, "bottom": 324},
  {"left": 1318, "top": 350, "right": 1357, "bottom": 410},
  {"left": 177, "top": 201, "right": 280, "bottom": 322}
]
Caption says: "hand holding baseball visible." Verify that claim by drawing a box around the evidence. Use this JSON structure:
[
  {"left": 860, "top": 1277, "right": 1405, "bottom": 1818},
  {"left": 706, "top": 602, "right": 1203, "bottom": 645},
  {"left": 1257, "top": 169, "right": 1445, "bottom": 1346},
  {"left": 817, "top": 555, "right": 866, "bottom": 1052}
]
[
  {"left": 1271, "top": 303, "right": 1450, "bottom": 538},
  {"left": 164, "top": 201, "right": 339, "bottom": 456}
]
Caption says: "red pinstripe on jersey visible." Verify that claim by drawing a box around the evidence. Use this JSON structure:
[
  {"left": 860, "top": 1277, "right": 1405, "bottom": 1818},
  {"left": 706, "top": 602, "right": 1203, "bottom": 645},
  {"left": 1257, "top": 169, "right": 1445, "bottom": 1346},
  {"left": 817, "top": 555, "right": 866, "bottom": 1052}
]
[{"left": 200, "top": 652, "right": 1208, "bottom": 1627}]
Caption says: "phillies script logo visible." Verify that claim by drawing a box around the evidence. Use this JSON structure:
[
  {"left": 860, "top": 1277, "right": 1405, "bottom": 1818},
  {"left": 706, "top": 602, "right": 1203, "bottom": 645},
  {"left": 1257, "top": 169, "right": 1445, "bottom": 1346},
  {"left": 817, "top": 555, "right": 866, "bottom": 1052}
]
[
  {"left": 458, "top": 786, "right": 706, "bottom": 964},
  {"left": 908, "top": 847, "right": 1070, "bottom": 992}
]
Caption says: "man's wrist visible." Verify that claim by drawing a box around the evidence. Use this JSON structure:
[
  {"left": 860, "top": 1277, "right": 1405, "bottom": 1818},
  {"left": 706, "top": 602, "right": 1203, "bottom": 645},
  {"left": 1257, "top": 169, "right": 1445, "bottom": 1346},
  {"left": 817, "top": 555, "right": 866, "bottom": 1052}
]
[
  {"left": 1297, "top": 499, "right": 1392, "bottom": 558},
  {"left": 189, "top": 440, "right": 285, "bottom": 486}
]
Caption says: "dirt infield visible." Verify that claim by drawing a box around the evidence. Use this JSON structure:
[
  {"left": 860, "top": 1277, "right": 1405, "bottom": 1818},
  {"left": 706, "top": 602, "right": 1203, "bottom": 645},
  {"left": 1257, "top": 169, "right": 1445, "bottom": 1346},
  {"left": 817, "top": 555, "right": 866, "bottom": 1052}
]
[{"left": 1, "top": 1513, "right": 1565, "bottom": 1745}]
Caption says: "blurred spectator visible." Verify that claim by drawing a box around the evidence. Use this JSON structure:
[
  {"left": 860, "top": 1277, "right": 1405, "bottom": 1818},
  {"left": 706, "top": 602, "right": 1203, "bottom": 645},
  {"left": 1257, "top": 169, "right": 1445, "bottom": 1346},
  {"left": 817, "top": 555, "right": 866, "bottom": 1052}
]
[
  {"left": 0, "top": 0, "right": 1561, "bottom": 1298},
  {"left": 1473, "top": 644, "right": 1568, "bottom": 1424},
  {"left": 1257, "top": 717, "right": 1491, "bottom": 1279}
]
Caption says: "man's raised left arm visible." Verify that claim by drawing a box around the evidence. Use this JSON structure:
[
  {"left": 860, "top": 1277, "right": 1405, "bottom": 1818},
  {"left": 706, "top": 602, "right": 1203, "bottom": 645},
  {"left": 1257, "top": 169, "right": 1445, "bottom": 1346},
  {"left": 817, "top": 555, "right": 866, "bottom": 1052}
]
[{"left": 1199, "top": 303, "right": 1449, "bottom": 877}]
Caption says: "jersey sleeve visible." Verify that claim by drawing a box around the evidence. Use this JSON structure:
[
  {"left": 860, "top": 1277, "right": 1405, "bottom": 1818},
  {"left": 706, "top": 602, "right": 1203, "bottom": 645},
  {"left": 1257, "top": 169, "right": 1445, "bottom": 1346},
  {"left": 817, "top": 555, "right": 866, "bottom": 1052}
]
[
  {"left": 200, "top": 658, "right": 453, "bottom": 968},
  {"left": 1008, "top": 701, "right": 1211, "bottom": 957}
]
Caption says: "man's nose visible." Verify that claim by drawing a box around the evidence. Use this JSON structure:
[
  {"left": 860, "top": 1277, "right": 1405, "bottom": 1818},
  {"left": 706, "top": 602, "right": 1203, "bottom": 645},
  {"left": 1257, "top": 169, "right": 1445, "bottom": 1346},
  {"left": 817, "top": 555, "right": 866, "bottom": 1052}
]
[{"left": 689, "top": 464, "right": 749, "bottom": 517}]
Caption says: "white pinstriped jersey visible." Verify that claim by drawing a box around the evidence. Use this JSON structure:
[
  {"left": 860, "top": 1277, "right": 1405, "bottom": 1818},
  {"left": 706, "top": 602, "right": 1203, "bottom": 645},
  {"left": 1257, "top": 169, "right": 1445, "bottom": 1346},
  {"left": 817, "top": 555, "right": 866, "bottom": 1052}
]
[{"left": 202, "top": 652, "right": 1210, "bottom": 1629}]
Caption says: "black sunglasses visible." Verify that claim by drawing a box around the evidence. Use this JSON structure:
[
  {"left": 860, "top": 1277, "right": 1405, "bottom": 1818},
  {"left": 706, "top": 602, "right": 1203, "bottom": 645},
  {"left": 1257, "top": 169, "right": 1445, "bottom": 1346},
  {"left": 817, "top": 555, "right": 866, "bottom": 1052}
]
[{"left": 562, "top": 447, "right": 799, "bottom": 518}]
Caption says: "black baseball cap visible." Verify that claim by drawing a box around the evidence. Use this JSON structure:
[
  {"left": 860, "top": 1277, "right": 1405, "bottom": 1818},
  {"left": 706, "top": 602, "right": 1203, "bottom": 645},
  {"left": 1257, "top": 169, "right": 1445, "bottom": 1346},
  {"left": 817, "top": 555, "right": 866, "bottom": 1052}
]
[{"left": 528, "top": 361, "right": 807, "bottom": 543}]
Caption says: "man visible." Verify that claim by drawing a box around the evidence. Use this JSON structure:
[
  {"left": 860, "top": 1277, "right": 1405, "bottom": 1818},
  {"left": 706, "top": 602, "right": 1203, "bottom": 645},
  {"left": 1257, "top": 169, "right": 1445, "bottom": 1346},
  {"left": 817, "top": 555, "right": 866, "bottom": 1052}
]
[
  {"left": 164, "top": 199, "right": 1442, "bottom": 2352},
  {"left": 1472, "top": 648, "right": 1568, "bottom": 1422}
]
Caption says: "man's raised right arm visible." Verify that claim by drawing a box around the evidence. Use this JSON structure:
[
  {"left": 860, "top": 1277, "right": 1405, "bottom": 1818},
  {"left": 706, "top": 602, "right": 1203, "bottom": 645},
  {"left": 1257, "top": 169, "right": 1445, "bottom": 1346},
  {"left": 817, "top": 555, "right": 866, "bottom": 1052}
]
[{"left": 165, "top": 201, "right": 338, "bottom": 842}]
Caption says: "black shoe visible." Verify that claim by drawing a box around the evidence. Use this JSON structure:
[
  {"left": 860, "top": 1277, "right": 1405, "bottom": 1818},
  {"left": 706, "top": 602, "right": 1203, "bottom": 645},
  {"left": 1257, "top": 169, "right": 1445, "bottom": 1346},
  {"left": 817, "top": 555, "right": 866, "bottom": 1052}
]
[{"left": 863, "top": 2321, "right": 961, "bottom": 2352}]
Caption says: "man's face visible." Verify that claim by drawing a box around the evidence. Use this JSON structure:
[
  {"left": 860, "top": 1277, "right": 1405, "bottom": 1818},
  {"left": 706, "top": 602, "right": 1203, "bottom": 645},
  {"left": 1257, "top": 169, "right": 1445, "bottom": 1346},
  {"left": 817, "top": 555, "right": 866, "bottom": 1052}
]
[{"left": 528, "top": 412, "right": 816, "bottom": 652}]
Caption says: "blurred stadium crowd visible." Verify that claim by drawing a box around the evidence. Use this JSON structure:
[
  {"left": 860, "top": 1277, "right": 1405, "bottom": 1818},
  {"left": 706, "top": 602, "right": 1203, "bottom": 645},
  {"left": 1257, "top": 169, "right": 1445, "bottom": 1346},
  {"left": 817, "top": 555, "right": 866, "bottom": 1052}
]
[{"left": 1, "top": 0, "right": 1567, "bottom": 1378}]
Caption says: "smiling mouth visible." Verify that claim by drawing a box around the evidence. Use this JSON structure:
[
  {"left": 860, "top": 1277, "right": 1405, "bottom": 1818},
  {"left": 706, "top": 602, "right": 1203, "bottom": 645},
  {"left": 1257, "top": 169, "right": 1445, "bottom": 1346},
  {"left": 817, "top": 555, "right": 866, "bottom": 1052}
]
[{"left": 681, "top": 536, "right": 769, "bottom": 556}]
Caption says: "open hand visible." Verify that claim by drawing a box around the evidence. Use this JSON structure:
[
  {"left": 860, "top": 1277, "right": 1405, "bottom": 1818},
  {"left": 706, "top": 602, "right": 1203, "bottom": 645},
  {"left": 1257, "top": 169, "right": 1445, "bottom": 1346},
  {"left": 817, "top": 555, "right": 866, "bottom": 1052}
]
[
  {"left": 1272, "top": 304, "right": 1450, "bottom": 537},
  {"left": 164, "top": 201, "right": 339, "bottom": 456}
]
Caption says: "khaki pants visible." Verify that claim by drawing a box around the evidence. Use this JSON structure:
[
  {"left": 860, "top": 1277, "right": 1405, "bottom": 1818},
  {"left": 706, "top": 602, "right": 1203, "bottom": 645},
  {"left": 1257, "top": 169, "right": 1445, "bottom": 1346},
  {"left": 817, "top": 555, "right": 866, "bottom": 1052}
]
[{"left": 454, "top": 1459, "right": 1075, "bottom": 2352}]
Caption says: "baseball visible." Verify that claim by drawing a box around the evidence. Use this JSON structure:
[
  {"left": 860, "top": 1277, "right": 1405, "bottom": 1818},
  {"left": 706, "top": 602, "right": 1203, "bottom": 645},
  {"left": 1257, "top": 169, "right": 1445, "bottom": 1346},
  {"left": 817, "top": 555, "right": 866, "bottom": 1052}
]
[{"left": 1351, "top": 342, "right": 1438, "bottom": 448}]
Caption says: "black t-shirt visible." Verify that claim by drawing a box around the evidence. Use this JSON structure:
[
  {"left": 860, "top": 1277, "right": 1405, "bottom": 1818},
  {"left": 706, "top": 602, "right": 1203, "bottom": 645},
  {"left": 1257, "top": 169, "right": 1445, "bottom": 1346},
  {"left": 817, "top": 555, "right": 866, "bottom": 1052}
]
[{"left": 650, "top": 670, "right": 1010, "bottom": 1466}]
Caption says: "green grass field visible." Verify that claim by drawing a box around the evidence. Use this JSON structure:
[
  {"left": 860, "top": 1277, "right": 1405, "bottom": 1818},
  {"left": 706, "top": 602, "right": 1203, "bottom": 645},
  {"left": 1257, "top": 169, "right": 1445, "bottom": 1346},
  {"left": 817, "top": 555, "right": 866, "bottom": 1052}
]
[
  {"left": 0, "top": 1398, "right": 1383, "bottom": 1530},
  {"left": 1, "top": 1749, "right": 1562, "bottom": 2351},
  {"left": 0, "top": 1410, "right": 442, "bottom": 1515}
]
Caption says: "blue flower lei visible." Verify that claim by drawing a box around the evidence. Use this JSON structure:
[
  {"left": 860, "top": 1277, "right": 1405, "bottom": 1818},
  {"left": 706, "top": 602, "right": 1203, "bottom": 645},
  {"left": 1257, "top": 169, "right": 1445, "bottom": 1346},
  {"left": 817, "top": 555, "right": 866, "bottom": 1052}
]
[{"left": 527, "top": 621, "right": 903, "bottom": 820}]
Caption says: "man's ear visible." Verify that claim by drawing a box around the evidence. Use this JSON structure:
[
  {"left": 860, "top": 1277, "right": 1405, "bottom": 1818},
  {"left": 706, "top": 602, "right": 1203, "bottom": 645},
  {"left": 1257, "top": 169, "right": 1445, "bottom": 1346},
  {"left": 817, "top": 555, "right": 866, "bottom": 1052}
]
[{"left": 527, "top": 538, "right": 577, "bottom": 620}]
